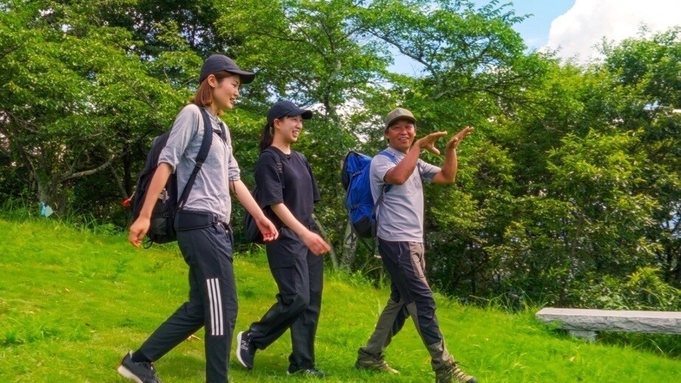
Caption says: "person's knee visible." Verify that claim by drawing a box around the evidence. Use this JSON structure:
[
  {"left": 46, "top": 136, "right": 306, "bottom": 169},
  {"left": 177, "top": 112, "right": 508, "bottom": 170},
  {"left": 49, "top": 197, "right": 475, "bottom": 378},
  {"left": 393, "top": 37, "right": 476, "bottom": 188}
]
[
  {"left": 289, "top": 292, "right": 310, "bottom": 314},
  {"left": 180, "top": 302, "right": 205, "bottom": 324}
]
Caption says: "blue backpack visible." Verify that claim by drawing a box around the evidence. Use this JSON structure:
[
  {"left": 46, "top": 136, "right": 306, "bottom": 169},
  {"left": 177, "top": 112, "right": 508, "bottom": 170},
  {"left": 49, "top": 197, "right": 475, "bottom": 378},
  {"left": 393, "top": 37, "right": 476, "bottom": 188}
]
[{"left": 341, "top": 150, "right": 397, "bottom": 239}]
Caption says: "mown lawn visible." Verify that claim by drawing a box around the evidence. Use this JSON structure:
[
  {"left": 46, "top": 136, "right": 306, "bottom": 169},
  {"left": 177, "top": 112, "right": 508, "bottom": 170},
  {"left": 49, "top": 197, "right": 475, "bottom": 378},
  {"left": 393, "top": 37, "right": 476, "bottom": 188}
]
[{"left": 0, "top": 218, "right": 679, "bottom": 382}]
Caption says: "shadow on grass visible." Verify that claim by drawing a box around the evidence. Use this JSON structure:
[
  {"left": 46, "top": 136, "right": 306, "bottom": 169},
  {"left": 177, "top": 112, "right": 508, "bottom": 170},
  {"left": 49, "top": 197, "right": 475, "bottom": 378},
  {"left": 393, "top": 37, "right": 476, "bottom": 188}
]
[
  {"left": 545, "top": 328, "right": 681, "bottom": 360},
  {"left": 598, "top": 332, "right": 681, "bottom": 359}
]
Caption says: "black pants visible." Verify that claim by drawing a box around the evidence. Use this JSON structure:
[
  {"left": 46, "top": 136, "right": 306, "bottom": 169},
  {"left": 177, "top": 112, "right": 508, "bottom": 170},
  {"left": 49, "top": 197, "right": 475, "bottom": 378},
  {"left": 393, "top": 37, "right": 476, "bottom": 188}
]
[
  {"left": 248, "top": 227, "right": 324, "bottom": 371},
  {"left": 360, "top": 238, "right": 452, "bottom": 369},
  {"left": 137, "top": 223, "right": 237, "bottom": 383}
]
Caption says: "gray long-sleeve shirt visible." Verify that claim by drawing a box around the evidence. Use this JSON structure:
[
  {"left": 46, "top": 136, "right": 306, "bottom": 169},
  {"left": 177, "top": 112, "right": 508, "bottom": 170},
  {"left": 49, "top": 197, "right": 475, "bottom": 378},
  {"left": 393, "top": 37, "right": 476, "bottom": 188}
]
[{"left": 158, "top": 104, "right": 240, "bottom": 223}]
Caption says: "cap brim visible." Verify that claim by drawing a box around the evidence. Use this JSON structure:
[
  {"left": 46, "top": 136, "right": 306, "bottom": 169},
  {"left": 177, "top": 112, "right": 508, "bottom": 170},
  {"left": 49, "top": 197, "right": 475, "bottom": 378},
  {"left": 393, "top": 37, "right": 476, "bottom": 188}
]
[
  {"left": 228, "top": 70, "right": 256, "bottom": 84},
  {"left": 385, "top": 115, "right": 416, "bottom": 129},
  {"left": 287, "top": 107, "right": 313, "bottom": 119},
  {"left": 268, "top": 105, "right": 313, "bottom": 125}
]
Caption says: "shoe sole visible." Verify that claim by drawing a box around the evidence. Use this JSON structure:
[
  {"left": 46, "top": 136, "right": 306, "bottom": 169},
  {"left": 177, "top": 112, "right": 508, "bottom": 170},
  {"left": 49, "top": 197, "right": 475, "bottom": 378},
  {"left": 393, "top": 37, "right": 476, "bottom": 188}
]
[
  {"left": 235, "top": 331, "right": 252, "bottom": 369},
  {"left": 117, "top": 364, "right": 144, "bottom": 383}
]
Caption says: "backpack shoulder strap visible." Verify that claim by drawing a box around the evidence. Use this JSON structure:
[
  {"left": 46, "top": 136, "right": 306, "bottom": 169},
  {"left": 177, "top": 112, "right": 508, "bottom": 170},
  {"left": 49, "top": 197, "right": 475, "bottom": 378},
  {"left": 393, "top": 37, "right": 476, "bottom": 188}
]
[
  {"left": 372, "top": 149, "right": 402, "bottom": 236},
  {"left": 378, "top": 149, "right": 398, "bottom": 164},
  {"left": 177, "top": 107, "right": 213, "bottom": 210},
  {"left": 376, "top": 149, "right": 399, "bottom": 194},
  {"left": 261, "top": 146, "right": 283, "bottom": 174},
  {"left": 195, "top": 108, "right": 213, "bottom": 166}
]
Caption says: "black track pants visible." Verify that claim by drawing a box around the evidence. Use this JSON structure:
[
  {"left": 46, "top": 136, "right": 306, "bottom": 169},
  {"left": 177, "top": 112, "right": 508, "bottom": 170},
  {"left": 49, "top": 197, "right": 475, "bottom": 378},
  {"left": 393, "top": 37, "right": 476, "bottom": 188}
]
[{"left": 138, "top": 223, "right": 237, "bottom": 383}]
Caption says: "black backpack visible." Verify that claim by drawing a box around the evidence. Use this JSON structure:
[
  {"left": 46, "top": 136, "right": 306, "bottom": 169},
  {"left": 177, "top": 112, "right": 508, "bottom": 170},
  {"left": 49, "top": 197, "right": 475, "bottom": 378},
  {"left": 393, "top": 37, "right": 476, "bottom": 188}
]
[
  {"left": 242, "top": 188, "right": 265, "bottom": 244},
  {"left": 131, "top": 108, "right": 213, "bottom": 247},
  {"left": 242, "top": 147, "right": 283, "bottom": 244}
]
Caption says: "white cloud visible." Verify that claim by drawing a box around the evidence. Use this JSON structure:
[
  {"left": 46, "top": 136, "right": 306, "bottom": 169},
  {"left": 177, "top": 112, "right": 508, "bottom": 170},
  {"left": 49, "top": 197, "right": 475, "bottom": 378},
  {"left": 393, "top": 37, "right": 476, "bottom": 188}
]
[{"left": 545, "top": 0, "right": 681, "bottom": 63}]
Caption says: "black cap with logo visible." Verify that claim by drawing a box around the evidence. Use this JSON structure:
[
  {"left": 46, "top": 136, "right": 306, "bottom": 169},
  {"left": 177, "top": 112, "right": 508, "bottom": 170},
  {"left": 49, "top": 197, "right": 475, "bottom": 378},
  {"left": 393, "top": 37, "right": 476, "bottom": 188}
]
[
  {"left": 267, "top": 100, "right": 313, "bottom": 126},
  {"left": 199, "top": 54, "right": 255, "bottom": 84}
]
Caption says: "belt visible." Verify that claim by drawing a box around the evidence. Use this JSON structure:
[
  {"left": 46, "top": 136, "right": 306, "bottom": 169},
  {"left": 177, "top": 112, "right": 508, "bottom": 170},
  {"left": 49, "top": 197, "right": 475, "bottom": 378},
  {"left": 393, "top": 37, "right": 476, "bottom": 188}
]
[
  {"left": 219, "top": 221, "right": 232, "bottom": 232},
  {"left": 175, "top": 210, "right": 225, "bottom": 231}
]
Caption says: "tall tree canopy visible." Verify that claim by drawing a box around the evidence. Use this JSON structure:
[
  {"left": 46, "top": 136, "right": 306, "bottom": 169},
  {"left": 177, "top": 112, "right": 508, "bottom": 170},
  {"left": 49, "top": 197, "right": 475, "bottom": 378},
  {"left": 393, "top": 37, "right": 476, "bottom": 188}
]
[{"left": 1, "top": 0, "right": 679, "bottom": 310}]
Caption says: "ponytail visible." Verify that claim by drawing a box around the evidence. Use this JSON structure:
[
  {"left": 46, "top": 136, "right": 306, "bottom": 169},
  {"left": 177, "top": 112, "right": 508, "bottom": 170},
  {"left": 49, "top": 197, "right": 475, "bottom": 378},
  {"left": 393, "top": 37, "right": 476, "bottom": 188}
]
[{"left": 259, "top": 122, "right": 274, "bottom": 152}]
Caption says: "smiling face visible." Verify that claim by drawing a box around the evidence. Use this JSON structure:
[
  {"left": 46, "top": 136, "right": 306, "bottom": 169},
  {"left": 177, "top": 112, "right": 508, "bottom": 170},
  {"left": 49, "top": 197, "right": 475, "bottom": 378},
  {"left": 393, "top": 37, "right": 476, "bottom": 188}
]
[
  {"left": 210, "top": 74, "right": 241, "bottom": 111},
  {"left": 385, "top": 118, "right": 416, "bottom": 153},
  {"left": 274, "top": 115, "right": 304, "bottom": 144}
]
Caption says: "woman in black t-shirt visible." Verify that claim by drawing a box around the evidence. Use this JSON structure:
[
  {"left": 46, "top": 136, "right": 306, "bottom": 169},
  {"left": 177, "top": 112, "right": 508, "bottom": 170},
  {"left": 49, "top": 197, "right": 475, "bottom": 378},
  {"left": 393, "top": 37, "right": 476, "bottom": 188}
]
[{"left": 235, "top": 100, "right": 330, "bottom": 377}]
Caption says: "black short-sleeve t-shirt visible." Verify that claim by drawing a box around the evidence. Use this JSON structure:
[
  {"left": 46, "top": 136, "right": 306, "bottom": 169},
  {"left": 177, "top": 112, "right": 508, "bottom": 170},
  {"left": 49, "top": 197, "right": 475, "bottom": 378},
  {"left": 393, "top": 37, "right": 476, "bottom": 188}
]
[{"left": 255, "top": 146, "right": 320, "bottom": 228}]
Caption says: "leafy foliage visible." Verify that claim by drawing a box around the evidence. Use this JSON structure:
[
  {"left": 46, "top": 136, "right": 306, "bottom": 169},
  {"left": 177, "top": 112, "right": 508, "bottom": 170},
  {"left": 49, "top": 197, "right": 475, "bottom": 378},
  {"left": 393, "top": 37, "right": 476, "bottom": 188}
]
[{"left": 1, "top": 0, "right": 679, "bottom": 310}]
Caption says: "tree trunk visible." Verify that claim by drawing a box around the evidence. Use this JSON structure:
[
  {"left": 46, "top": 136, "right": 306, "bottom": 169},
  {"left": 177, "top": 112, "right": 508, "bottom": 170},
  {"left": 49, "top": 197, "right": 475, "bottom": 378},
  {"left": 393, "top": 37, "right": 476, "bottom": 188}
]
[{"left": 340, "top": 219, "right": 358, "bottom": 271}]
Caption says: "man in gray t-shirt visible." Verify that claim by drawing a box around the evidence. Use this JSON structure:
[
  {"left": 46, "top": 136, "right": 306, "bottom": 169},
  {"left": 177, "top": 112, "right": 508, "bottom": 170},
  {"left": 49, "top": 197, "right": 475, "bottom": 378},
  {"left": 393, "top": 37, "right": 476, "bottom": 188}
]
[
  {"left": 355, "top": 108, "right": 476, "bottom": 383},
  {"left": 370, "top": 146, "right": 439, "bottom": 242}
]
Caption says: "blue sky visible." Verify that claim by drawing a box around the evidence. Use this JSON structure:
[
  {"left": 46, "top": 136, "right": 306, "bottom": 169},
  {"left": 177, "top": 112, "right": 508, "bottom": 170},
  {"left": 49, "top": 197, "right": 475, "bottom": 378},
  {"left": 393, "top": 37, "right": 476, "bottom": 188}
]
[
  {"left": 389, "top": 0, "right": 574, "bottom": 74},
  {"left": 499, "top": 0, "right": 574, "bottom": 50},
  {"left": 390, "top": 0, "right": 681, "bottom": 74}
]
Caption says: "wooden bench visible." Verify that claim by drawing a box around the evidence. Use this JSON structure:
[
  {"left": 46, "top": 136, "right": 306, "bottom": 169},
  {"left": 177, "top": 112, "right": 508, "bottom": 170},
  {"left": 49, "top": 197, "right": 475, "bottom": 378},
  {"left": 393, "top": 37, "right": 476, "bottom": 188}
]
[{"left": 535, "top": 307, "right": 681, "bottom": 342}]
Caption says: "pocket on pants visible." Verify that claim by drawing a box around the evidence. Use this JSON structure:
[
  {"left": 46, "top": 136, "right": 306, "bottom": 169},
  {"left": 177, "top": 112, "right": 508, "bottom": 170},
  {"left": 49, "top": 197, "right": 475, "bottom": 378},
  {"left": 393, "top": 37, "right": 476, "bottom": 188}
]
[
  {"left": 408, "top": 242, "right": 426, "bottom": 279},
  {"left": 266, "top": 228, "right": 306, "bottom": 269}
]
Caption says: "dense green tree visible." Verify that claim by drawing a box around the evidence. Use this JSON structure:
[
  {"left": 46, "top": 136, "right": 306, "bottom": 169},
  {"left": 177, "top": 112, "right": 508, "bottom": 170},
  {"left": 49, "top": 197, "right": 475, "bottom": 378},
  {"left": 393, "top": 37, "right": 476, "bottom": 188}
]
[
  {"left": 215, "top": 0, "right": 395, "bottom": 264},
  {"left": 350, "top": 0, "right": 549, "bottom": 294},
  {"left": 1, "top": 0, "right": 679, "bottom": 310},
  {"left": 0, "top": 1, "right": 186, "bottom": 214},
  {"left": 600, "top": 28, "right": 681, "bottom": 287}
]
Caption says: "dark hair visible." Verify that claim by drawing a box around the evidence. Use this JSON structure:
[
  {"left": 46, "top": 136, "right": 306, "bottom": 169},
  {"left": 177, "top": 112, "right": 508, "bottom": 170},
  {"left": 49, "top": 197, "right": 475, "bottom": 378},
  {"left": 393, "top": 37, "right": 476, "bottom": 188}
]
[
  {"left": 259, "top": 121, "right": 274, "bottom": 152},
  {"left": 191, "top": 70, "right": 238, "bottom": 115}
]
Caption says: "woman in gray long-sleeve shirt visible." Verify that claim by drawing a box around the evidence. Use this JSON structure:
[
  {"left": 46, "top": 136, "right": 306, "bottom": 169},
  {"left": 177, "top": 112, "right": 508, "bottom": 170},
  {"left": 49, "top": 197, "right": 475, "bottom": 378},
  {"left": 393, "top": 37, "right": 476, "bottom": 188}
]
[{"left": 119, "top": 55, "right": 279, "bottom": 383}]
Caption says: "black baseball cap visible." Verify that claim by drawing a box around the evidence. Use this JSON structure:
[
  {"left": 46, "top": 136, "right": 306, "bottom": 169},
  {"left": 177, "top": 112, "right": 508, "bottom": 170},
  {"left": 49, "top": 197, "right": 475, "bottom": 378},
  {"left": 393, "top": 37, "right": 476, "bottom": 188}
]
[
  {"left": 199, "top": 54, "right": 255, "bottom": 84},
  {"left": 267, "top": 100, "right": 313, "bottom": 126}
]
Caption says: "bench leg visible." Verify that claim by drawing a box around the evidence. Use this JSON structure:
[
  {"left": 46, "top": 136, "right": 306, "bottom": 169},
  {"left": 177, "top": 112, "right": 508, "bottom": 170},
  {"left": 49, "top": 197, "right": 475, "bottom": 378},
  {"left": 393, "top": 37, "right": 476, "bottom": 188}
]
[{"left": 568, "top": 330, "right": 597, "bottom": 342}]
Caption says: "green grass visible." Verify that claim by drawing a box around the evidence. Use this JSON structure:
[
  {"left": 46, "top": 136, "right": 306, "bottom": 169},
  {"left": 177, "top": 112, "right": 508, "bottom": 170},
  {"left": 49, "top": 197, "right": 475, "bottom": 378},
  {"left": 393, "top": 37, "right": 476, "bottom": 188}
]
[{"left": 0, "top": 218, "right": 679, "bottom": 382}]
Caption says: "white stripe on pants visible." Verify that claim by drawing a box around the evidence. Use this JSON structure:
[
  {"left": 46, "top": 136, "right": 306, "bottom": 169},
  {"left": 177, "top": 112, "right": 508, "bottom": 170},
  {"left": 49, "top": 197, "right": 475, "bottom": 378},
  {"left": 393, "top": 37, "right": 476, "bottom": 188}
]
[{"left": 207, "top": 278, "right": 224, "bottom": 336}]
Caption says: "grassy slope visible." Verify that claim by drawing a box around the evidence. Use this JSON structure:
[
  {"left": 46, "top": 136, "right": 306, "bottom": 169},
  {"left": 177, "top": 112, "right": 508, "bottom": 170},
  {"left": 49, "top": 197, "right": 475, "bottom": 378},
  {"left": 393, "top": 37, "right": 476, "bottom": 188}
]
[{"left": 0, "top": 218, "right": 679, "bottom": 382}]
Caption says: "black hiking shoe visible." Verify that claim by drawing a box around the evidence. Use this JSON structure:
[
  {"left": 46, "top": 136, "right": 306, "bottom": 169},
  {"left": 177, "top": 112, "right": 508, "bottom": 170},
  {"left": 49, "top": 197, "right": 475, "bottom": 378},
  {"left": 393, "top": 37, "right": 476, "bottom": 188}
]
[
  {"left": 236, "top": 331, "right": 256, "bottom": 369},
  {"left": 117, "top": 351, "right": 163, "bottom": 383},
  {"left": 287, "top": 367, "right": 326, "bottom": 378}
]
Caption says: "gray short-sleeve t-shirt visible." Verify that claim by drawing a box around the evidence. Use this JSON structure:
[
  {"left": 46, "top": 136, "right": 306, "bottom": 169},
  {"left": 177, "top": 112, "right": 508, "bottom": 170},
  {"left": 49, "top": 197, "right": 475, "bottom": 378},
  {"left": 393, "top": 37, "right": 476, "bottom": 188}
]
[
  {"left": 370, "top": 146, "right": 440, "bottom": 243},
  {"left": 158, "top": 104, "right": 240, "bottom": 223}
]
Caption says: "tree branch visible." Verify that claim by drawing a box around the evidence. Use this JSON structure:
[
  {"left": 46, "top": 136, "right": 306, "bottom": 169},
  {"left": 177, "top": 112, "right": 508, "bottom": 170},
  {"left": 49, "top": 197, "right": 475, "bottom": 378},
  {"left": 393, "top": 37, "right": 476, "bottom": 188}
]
[{"left": 59, "top": 154, "right": 115, "bottom": 182}]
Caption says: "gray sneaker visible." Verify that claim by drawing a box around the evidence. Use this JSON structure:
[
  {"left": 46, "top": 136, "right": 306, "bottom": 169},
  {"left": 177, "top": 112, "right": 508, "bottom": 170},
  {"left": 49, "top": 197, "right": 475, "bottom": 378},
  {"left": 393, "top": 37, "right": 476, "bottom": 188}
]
[
  {"left": 117, "top": 351, "right": 163, "bottom": 383},
  {"left": 355, "top": 354, "right": 399, "bottom": 374},
  {"left": 435, "top": 363, "right": 477, "bottom": 383}
]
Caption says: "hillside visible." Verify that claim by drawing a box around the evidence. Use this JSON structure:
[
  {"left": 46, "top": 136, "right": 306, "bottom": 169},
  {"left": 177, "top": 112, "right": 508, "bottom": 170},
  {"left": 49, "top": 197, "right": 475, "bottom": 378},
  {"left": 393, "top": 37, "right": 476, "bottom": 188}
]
[{"left": 0, "top": 218, "right": 679, "bottom": 382}]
